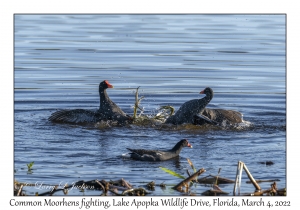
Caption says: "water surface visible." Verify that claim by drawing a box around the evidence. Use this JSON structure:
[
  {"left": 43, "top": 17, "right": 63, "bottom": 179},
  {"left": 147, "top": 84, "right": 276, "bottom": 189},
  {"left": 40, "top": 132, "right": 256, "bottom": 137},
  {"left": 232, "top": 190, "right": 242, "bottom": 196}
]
[{"left": 14, "top": 14, "right": 286, "bottom": 196}]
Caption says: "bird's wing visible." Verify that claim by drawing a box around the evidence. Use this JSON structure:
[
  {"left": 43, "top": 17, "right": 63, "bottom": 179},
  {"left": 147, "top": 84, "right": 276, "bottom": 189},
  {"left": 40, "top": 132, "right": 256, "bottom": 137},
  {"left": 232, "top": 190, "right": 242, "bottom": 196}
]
[
  {"left": 194, "top": 113, "right": 219, "bottom": 125},
  {"left": 214, "top": 109, "right": 243, "bottom": 123},
  {"left": 127, "top": 148, "right": 162, "bottom": 157},
  {"left": 49, "top": 109, "right": 102, "bottom": 124}
]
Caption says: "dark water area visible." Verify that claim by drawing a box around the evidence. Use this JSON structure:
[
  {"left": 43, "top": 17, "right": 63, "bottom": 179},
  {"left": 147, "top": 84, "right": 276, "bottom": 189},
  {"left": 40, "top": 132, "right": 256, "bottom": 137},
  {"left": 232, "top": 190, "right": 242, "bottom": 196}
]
[{"left": 14, "top": 14, "right": 286, "bottom": 196}]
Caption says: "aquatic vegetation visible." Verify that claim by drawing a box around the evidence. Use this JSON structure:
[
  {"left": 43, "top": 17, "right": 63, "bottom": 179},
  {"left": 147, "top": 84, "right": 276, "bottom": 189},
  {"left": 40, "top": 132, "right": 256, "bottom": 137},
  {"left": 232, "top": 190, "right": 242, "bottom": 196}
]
[
  {"left": 159, "top": 167, "right": 185, "bottom": 179},
  {"left": 26, "top": 161, "right": 34, "bottom": 172},
  {"left": 14, "top": 159, "right": 286, "bottom": 196},
  {"left": 187, "top": 158, "right": 196, "bottom": 173},
  {"left": 132, "top": 87, "right": 174, "bottom": 124},
  {"left": 133, "top": 86, "right": 145, "bottom": 120}
]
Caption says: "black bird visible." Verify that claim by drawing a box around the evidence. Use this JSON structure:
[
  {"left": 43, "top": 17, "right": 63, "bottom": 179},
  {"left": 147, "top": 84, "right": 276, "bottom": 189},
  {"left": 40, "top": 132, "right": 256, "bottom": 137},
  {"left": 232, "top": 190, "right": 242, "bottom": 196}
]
[
  {"left": 49, "top": 80, "right": 132, "bottom": 124},
  {"left": 165, "top": 87, "right": 214, "bottom": 125},
  {"left": 126, "top": 139, "right": 192, "bottom": 161}
]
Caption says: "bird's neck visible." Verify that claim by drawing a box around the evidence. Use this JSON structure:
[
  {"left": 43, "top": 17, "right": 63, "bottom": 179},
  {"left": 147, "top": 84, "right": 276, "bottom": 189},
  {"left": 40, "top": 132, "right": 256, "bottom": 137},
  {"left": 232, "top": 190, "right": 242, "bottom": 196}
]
[
  {"left": 201, "top": 93, "right": 213, "bottom": 105},
  {"left": 99, "top": 88, "right": 109, "bottom": 108},
  {"left": 171, "top": 142, "right": 183, "bottom": 154}
]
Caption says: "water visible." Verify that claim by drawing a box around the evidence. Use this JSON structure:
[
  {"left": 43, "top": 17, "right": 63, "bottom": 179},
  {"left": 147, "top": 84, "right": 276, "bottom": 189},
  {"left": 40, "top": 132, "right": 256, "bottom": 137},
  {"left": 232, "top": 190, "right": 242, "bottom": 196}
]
[{"left": 14, "top": 14, "right": 286, "bottom": 196}]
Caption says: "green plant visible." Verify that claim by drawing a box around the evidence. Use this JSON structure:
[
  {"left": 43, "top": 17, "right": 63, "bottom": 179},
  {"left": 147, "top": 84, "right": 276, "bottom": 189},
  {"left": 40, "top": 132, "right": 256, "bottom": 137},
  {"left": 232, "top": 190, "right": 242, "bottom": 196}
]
[
  {"left": 27, "top": 161, "right": 34, "bottom": 171},
  {"left": 159, "top": 167, "right": 185, "bottom": 179}
]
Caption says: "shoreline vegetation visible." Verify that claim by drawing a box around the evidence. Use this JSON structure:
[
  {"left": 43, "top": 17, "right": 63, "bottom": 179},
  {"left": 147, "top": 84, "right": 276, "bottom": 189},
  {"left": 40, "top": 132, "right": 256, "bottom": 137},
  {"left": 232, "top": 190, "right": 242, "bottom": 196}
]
[{"left": 14, "top": 159, "right": 286, "bottom": 196}]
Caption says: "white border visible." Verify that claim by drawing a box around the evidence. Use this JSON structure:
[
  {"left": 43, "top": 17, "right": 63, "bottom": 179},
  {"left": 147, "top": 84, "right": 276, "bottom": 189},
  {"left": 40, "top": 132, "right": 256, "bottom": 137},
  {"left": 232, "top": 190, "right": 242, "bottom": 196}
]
[{"left": 2, "top": 0, "right": 296, "bottom": 208}]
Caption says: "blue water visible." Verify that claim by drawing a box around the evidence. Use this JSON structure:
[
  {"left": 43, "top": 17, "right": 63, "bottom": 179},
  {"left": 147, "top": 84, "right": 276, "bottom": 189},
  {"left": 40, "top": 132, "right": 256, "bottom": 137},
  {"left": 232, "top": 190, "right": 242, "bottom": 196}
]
[{"left": 14, "top": 14, "right": 286, "bottom": 196}]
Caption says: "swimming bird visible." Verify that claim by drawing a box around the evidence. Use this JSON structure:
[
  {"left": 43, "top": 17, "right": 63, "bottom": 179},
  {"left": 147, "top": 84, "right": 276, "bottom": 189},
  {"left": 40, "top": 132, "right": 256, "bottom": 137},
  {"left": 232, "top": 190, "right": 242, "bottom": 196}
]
[
  {"left": 48, "top": 80, "right": 132, "bottom": 124},
  {"left": 126, "top": 139, "right": 192, "bottom": 161},
  {"left": 165, "top": 87, "right": 214, "bottom": 125}
]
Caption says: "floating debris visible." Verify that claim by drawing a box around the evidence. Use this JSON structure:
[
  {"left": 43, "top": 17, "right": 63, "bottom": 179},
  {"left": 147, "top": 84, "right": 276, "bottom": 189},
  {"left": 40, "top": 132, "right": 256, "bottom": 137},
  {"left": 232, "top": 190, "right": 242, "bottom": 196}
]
[
  {"left": 246, "top": 179, "right": 280, "bottom": 184},
  {"left": 202, "top": 187, "right": 229, "bottom": 196},
  {"left": 173, "top": 168, "right": 206, "bottom": 192},
  {"left": 14, "top": 159, "right": 285, "bottom": 196},
  {"left": 198, "top": 175, "right": 235, "bottom": 184},
  {"left": 258, "top": 161, "right": 274, "bottom": 166},
  {"left": 146, "top": 181, "right": 155, "bottom": 191}
]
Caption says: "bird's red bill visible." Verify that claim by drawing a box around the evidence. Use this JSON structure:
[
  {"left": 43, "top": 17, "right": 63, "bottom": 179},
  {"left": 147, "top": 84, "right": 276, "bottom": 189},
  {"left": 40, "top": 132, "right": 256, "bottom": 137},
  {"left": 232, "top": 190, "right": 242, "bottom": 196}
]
[{"left": 105, "top": 80, "right": 114, "bottom": 88}]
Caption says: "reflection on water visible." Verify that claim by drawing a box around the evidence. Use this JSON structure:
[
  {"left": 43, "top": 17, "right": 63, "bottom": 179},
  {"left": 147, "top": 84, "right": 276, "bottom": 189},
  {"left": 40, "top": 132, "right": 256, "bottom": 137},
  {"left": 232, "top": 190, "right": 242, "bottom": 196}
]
[{"left": 14, "top": 14, "right": 286, "bottom": 196}]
